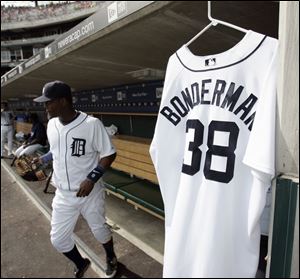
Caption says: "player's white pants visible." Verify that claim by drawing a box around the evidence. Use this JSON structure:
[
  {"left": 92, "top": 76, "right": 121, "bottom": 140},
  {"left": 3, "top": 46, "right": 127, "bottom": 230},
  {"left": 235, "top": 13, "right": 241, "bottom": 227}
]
[
  {"left": 1, "top": 125, "right": 14, "bottom": 156},
  {"left": 14, "top": 144, "right": 43, "bottom": 158},
  {"left": 50, "top": 184, "right": 111, "bottom": 253}
]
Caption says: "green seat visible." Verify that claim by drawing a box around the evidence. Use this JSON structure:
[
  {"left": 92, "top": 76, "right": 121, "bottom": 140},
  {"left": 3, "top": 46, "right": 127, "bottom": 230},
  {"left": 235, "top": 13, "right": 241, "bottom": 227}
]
[
  {"left": 103, "top": 169, "right": 165, "bottom": 218},
  {"left": 117, "top": 180, "right": 164, "bottom": 217},
  {"left": 103, "top": 168, "right": 140, "bottom": 191}
]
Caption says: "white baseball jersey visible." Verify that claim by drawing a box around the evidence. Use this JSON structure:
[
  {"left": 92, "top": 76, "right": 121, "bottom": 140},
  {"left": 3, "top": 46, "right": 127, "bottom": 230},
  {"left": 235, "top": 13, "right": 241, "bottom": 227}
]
[
  {"left": 47, "top": 111, "right": 116, "bottom": 191},
  {"left": 150, "top": 30, "right": 278, "bottom": 277}
]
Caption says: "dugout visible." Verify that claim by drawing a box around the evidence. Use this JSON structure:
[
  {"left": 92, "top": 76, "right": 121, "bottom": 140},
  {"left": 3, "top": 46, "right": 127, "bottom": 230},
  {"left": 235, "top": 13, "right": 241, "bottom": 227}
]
[{"left": 1, "top": 1, "right": 298, "bottom": 277}]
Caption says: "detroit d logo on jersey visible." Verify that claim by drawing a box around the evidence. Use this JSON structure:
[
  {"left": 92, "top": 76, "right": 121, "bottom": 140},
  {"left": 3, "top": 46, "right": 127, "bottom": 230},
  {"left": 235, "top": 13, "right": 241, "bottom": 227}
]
[{"left": 71, "top": 137, "right": 86, "bottom": 157}]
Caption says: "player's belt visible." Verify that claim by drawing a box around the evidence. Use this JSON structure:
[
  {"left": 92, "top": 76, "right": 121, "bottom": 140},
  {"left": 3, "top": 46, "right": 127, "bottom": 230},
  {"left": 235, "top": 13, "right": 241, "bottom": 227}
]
[{"left": 1, "top": 124, "right": 12, "bottom": 126}]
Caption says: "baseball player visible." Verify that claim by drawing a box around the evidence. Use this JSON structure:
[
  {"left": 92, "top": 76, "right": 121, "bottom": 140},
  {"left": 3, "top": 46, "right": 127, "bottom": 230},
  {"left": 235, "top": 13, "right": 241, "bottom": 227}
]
[
  {"left": 150, "top": 30, "right": 278, "bottom": 277},
  {"left": 13, "top": 113, "right": 47, "bottom": 159},
  {"left": 33, "top": 80, "right": 118, "bottom": 278},
  {"left": 1, "top": 101, "right": 14, "bottom": 158}
]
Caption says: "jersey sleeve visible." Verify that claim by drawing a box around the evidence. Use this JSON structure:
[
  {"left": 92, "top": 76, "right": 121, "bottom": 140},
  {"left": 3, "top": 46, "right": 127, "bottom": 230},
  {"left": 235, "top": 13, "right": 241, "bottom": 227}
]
[
  {"left": 243, "top": 41, "right": 278, "bottom": 179},
  {"left": 46, "top": 118, "right": 54, "bottom": 147},
  {"left": 150, "top": 54, "right": 184, "bottom": 226},
  {"left": 92, "top": 118, "right": 116, "bottom": 158}
]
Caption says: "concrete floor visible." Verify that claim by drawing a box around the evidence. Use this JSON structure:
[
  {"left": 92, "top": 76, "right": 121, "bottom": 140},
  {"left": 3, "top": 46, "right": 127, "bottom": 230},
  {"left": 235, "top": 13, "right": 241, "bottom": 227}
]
[
  {"left": 1, "top": 157, "right": 163, "bottom": 278},
  {"left": 1, "top": 164, "right": 99, "bottom": 278}
]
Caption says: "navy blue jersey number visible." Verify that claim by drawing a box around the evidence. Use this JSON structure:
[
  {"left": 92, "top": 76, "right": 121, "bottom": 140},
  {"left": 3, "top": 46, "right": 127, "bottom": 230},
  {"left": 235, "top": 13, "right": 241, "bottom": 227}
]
[
  {"left": 182, "top": 120, "right": 239, "bottom": 183},
  {"left": 182, "top": 119, "right": 204, "bottom": 175}
]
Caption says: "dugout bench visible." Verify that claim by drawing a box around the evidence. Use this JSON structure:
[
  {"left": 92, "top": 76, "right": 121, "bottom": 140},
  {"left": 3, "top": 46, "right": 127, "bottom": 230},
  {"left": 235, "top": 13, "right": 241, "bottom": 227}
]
[{"left": 103, "top": 135, "right": 164, "bottom": 220}]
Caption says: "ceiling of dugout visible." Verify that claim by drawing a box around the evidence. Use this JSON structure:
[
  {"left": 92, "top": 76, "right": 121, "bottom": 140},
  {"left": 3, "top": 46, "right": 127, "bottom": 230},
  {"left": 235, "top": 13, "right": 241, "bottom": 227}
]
[{"left": 1, "top": 1, "right": 279, "bottom": 100}]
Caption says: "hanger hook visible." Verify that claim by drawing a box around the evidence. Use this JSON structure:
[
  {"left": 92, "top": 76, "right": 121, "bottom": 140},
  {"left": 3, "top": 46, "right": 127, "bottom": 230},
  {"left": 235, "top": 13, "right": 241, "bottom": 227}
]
[
  {"left": 184, "top": 1, "right": 248, "bottom": 47},
  {"left": 208, "top": 1, "right": 212, "bottom": 20}
]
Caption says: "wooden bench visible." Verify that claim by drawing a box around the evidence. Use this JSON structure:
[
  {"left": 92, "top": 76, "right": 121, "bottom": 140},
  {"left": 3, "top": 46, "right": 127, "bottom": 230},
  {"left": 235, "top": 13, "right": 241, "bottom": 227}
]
[
  {"left": 15, "top": 121, "right": 48, "bottom": 136},
  {"left": 103, "top": 135, "right": 164, "bottom": 220},
  {"left": 15, "top": 121, "right": 32, "bottom": 135},
  {"left": 4, "top": 121, "right": 32, "bottom": 154},
  {"left": 111, "top": 135, "right": 158, "bottom": 184}
]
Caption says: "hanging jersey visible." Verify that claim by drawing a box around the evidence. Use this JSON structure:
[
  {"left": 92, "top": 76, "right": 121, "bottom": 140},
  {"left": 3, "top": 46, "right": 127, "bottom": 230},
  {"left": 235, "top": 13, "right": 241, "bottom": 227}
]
[
  {"left": 47, "top": 112, "right": 116, "bottom": 191},
  {"left": 150, "top": 30, "right": 278, "bottom": 277}
]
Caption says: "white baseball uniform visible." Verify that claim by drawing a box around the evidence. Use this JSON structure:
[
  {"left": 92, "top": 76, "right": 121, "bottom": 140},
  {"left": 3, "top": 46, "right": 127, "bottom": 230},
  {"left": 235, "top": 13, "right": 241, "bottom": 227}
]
[
  {"left": 14, "top": 143, "right": 44, "bottom": 158},
  {"left": 150, "top": 30, "right": 278, "bottom": 277},
  {"left": 47, "top": 111, "right": 116, "bottom": 252},
  {"left": 1, "top": 110, "right": 14, "bottom": 156}
]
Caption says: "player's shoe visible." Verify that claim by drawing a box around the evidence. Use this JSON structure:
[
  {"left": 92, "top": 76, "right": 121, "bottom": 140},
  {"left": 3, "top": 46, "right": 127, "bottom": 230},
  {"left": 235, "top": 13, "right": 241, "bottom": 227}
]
[
  {"left": 105, "top": 256, "right": 118, "bottom": 278},
  {"left": 74, "top": 258, "right": 91, "bottom": 278}
]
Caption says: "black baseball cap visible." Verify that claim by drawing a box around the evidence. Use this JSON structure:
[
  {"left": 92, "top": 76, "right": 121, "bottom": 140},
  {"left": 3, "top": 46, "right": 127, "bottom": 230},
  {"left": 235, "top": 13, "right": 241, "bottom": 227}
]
[{"left": 34, "top": 80, "right": 71, "bottom": 102}]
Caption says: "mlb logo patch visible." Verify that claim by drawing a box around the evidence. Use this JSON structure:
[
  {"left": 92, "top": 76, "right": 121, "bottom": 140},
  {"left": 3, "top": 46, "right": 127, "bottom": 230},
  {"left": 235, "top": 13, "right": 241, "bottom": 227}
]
[{"left": 205, "top": 58, "right": 216, "bottom": 66}]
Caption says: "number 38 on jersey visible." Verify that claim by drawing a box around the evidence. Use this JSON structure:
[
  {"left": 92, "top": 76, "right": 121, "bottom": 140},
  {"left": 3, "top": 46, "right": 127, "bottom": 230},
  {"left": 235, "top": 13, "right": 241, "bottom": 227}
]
[{"left": 182, "top": 119, "right": 239, "bottom": 183}]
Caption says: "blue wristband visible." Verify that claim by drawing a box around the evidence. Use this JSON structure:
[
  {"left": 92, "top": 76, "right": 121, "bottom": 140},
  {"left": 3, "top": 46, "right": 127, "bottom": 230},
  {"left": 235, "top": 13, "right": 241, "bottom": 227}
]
[
  {"left": 40, "top": 152, "right": 53, "bottom": 164},
  {"left": 87, "top": 165, "right": 105, "bottom": 183}
]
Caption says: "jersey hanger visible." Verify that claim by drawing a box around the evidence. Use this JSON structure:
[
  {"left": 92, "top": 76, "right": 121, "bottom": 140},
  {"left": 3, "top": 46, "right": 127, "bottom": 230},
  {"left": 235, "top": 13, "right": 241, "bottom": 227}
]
[{"left": 185, "top": 1, "right": 248, "bottom": 47}]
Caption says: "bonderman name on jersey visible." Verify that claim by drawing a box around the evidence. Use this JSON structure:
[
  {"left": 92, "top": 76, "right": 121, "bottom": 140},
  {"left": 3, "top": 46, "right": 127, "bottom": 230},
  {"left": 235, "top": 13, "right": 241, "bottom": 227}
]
[{"left": 160, "top": 79, "right": 257, "bottom": 131}]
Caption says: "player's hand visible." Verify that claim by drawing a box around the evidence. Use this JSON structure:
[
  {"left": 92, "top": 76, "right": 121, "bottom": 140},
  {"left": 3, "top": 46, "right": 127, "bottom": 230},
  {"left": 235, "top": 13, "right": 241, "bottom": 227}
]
[{"left": 77, "top": 179, "right": 95, "bottom": 197}]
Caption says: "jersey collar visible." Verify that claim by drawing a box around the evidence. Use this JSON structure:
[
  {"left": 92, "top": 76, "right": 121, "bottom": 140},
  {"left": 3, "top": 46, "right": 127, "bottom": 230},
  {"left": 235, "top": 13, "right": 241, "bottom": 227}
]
[{"left": 176, "top": 30, "right": 266, "bottom": 72}]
